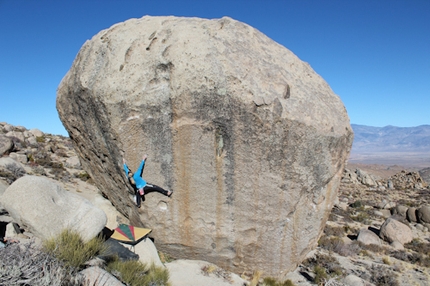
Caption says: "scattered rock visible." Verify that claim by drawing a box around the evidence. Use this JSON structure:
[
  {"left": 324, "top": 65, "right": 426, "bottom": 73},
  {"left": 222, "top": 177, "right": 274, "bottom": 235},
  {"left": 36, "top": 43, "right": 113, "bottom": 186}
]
[
  {"left": 0, "top": 135, "right": 13, "bottom": 155},
  {"left": 343, "top": 274, "right": 366, "bottom": 286},
  {"left": 357, "top": 228, "right": 382, "bottom": 246},
  {"left": 65, "top": 156, "right": 81, "bottom": 169},
  {"left": 406, "top": 207, "right": 418, "bottom": 223},
  {"left": 387, "top": 170, "right": 428, "bottom": 189},
  {"left": 165, "top": 259, "right": 246, "bottom": 286},
  {"left": 417, "top": 205, "right": 430, "bottom": 223},
  {"left": 8, "top": 152, "right": 28, "bottom": 164},
  {"left": 29, "top": 128, "right": 44, "bottom": 138},
  {"left": 1, "top": 175, "right": 107, "bottom": 242},
  {"left": 392, "top": 205, "right": 408, "bottom": 218},
  {"left": 379, "top": 217, "right": 413, "bottom": 244},
  {"left": 419, "top": 167, "right": 430, "bottom": 185},
  {"left": 355, "top": 169, "right": 379, "bottom": 186},
  {"left": 79, "top": 266, "right": 125, "bottom": 286},
  {"left": 390, "top": 240, "right": 405, "bottom": 251}
]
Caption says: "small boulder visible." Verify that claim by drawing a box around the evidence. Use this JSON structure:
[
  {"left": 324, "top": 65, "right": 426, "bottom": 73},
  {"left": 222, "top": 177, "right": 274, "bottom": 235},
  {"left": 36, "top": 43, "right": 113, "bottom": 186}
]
[
  {"left": 65, "top": 156, "right": 81, "bottom": 169},
  {"left": 355, "top": 169, "right": 378, "bottom": 186},
  {"left": 417, "top": 205, "right": 430, "bottom": 223},
  {"left": 374, "top": 209, "right": 391, "bottom": 219},
  {"left": 1, "top": 175, "right": 107, "bottom": 241},
  {"left": 0, "top": 135, "right": 13, "bottom": 155},
  {"left": 6, "top": 131, "right": 25, "bottom": 142},
  {"left": 379, "top": 217, "right": 413, "bottom": 244},
  {"left": 0, "top": 157, "right": 26, "bottom": 183},
  {"left": 387, "top": 180, "right": 394, "bottom": 189},
  {"left": 343, "top": 274, "right": 366, "bottom": 286},
  {"left": 406, "top": 207, "right": 418, "bottom": 223},
  {"left": 133, "top": 238, "right": 164, "bottom": 268},
  {"left": 357, "top": 228, "right": 382, "bottom": 246},
  {"left": 392, "top": 205, "right": 408, "bottom": 218},
  {"left": 390, "top": 240, "right": 404, "bottom": 251},
  {"left": 8, "top": 152, "right": 28, "bottom": 164},
  {"left": 79, "top": 266, "right": 124, "bottom": 286},
  {"left": 29, "top": 128, "right": 44, "bottom": 138}
]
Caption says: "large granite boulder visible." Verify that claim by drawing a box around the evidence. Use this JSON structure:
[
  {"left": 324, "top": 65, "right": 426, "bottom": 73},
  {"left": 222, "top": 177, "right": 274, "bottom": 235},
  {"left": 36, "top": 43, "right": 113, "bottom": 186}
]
[
  {"left": 1, "top": 175, "right": 106, "bottom": 241},
  {"left": 56, "top": 16, "right": 353, "bottom": 276}
]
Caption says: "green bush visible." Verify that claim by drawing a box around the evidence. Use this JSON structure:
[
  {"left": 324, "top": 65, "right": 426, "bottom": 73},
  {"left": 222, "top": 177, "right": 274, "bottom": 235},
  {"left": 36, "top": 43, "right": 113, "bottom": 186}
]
[
  {"left": 313, "top": 265, "right": 328, "bottom": 285},
  {"left": 351, "top": 211, "right": 370, "bottom": 223},
  {"left": 43, "top": 229, "right": 107, "bottom": 270},
  {"left": 350, "top": 200, "right": 363, "bottom": 208},
  {"left": 75, "top": 171, "right": 91, "bottom": 182},
  {"left": 36, "top": 136, "right": 46, "bottom": 143},
  {"left": 107, "top": 258, "right": 170, "bottom": 286}
]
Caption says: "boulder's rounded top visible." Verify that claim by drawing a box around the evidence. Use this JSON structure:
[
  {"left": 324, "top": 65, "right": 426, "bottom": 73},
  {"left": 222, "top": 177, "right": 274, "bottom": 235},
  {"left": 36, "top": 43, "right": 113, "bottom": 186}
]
[{"left": 58, "top": 15, "right": 350, "bottom": 135}]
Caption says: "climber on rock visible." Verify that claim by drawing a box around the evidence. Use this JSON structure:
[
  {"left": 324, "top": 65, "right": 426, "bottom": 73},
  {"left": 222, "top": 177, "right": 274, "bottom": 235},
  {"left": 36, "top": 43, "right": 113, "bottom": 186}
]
[{"left": 123, "top": 154, "right": 173, "bottom": 208}]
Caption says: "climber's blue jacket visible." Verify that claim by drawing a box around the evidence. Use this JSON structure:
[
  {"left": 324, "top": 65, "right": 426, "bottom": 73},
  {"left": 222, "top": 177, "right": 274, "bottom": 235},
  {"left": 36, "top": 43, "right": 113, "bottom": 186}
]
[{"left": 123, "top": 160, "right": 147, "bottom": 189}]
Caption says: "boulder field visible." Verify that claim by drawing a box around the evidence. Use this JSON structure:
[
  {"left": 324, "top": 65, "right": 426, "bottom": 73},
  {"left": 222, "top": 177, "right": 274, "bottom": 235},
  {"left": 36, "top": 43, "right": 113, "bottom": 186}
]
[{"left": 56, "top": 16, "right": 353, "bottom": 276}]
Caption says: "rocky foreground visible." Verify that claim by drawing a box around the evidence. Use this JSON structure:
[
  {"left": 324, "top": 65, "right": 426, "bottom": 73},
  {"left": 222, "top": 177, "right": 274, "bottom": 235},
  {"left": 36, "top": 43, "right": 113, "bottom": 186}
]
[{"left": 1, "top": 122, "right": 430, "bottom": 286}]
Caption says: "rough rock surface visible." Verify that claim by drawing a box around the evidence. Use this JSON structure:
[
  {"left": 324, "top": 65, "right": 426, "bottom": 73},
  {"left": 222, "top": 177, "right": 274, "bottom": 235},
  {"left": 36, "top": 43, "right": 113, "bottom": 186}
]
[
  {"left": 379, "top": 217, "right": 412, "bottom": 245},
  {"left": 1, "top": 175, "right": 106, "bottom": 241},
  {"left": 79, "top": 267, "right": 124, "bottom": 286},
  {"left": 357, "top": 228, "right": 381, "bottom": 246},
  {"left": 56, "top": 16, "right": 353, "bottom": 275},
  {"left": 0, "top": 135, "right": 13, "bottom": 155},
  {"left": 388, "top": 170, "right": 428, "bottom": 189},
  {"left": 417, "top": 205, "right": 430, "bottom": 224},
  {"left": 419, "top": 167, "right": 430, "bottom": 184}
]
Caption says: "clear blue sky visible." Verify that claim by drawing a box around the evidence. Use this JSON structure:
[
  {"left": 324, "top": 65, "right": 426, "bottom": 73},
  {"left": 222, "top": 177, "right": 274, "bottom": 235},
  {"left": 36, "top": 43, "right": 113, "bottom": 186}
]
[{"left": 1, "top": 0, "right": 429, "bottom": 136}]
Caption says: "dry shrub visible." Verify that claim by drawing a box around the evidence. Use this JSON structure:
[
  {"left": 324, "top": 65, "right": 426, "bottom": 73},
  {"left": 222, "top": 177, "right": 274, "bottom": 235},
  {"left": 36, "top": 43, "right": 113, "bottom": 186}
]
[
  {"left": 366, "top": 264, "right": 399, "bottom": 286},
  {"left": 404, "top": 238, "right": 430, "bottom": 255},
  {"left": 390, "top": 238, "right": 430, "bottom": 267},
  {"left": 302, "top": 253, "right": 344, "bottom": 284},
  {"left": 329, "top": 206, "right": 354, "bottom": 222},
  {"left": 391, "top": 250, "right": 430, "bottom": 267},
  {"left": 359, "top": 241, "right": 386, "bottom": 255},
  {"left": 318, "top": 237, "right": 362, "bottom": 257},
  {"left": 250, "top": 270, "right": 262, "bottom": 286},
  {"left": 201, "top": 264, "right": 231, "bottom": 282},
  {"left": 0, "top": 163, "right": 26, "bottom": 184},
  {"left": 323, "top": 225, "right": 346, "bottom": 237},
  {"left": 158, "top": 251, "right": 175, "bottom": 263},
  {"left": 0, "top": 241, "right": 81, "bottom": 285}
]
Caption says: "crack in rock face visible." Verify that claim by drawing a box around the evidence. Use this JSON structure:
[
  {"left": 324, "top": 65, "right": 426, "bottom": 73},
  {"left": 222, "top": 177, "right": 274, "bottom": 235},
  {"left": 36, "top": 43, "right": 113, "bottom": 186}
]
[{"left": 56, "top": 15, "right": 353, "bottom": 277}]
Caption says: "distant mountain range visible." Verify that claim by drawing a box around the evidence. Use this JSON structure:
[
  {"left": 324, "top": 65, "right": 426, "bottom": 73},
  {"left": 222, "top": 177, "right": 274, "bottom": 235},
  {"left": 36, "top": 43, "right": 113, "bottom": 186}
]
[{"left": 351, "top": 124, "right": 430, "bottom": 153}]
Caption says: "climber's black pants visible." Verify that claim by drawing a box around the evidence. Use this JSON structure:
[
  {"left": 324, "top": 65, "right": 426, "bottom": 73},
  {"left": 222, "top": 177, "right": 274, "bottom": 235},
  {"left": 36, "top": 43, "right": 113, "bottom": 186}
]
[{"left": 136, "top": 183, "right": 169, "bottom": 206}]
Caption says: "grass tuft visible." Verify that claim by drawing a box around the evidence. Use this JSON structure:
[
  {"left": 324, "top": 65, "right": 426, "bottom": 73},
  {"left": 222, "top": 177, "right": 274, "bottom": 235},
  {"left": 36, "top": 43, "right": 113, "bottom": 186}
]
[
  {"left": 107, "top": 257, "right": 170, "bottom": 286},
  {"left": 43, "top": 229, "right": 107, "bottom": 270},
  {"left": 262, "top": 277, "right": 296, "bottom": 286}
]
